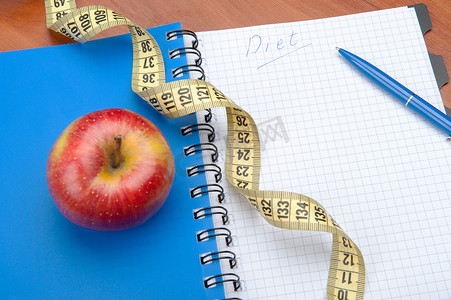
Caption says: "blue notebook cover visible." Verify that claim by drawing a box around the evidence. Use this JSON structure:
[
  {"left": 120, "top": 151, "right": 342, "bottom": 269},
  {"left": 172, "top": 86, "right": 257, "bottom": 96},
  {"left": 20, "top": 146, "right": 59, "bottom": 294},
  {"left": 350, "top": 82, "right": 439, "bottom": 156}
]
[{"left": 0, "top": 23, "right": 224, "bottom": 299}]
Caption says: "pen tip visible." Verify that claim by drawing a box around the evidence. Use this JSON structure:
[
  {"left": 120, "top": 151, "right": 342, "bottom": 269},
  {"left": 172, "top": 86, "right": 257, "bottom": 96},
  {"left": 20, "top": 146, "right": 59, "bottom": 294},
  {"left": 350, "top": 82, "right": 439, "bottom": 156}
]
[{"left": 336, "top": 47, "right": 340, "bottom": 51}]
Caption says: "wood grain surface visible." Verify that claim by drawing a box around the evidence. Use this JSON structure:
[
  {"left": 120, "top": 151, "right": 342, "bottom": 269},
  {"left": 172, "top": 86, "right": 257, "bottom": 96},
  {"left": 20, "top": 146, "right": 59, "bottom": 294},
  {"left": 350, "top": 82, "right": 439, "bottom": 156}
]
[{"left": 1, "top": 0, "right": 450, "bottom": 107}]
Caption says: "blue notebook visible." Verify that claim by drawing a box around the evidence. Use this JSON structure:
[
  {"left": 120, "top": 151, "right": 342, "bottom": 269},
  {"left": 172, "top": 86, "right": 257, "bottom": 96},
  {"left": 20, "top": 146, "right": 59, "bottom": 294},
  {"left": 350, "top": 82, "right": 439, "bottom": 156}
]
[{"left": 0, "top": 23, "right": 226, "bottom": 299}]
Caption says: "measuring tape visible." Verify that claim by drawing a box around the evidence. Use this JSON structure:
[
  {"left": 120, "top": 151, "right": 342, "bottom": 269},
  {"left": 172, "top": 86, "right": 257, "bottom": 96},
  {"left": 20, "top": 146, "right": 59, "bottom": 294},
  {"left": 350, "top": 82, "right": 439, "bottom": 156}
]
[{"left": 44, "top": 1, "right": 366, "bottom": 298}]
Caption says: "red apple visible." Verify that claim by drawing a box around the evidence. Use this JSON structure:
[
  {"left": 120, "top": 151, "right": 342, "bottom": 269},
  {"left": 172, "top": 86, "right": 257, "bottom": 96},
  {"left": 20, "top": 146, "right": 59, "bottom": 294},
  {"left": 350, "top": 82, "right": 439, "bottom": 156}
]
[{"left": 46, "top": 108, "right": 175, "bottom": 231}]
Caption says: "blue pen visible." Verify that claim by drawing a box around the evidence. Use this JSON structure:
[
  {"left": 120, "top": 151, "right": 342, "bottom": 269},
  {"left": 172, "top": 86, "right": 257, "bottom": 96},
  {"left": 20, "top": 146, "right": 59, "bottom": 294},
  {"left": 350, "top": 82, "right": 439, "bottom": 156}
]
[{"left": 337, "top": 47, "right": 451, "bottom": 136}]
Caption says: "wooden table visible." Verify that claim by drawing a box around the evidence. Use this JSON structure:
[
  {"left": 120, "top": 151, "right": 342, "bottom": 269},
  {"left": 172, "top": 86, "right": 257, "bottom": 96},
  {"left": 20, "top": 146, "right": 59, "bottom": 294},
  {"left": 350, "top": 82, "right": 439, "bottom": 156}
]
[{"left": 2, "top": 0, "right": 450, "bottom": 107}]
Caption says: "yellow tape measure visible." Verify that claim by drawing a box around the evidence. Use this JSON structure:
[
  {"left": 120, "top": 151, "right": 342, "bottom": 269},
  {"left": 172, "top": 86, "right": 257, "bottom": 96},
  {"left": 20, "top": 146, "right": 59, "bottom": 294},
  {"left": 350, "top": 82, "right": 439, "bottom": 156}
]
[{"left": 45, "top": 1, "right": 366, "bottom": 298}]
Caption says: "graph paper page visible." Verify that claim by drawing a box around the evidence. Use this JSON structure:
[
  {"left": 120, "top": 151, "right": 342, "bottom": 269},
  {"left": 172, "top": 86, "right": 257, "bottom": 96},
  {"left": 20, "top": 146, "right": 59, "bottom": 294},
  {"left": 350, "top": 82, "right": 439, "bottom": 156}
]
[{"left": 194, "top": 6, "right": 451, "bottom": 299}]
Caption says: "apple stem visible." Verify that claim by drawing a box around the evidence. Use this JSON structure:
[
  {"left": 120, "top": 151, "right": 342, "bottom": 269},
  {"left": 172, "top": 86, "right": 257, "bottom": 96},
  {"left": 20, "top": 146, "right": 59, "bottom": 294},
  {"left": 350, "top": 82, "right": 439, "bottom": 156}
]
[{"left": 112, "top": 135, "right": 122, "bottom": 169}]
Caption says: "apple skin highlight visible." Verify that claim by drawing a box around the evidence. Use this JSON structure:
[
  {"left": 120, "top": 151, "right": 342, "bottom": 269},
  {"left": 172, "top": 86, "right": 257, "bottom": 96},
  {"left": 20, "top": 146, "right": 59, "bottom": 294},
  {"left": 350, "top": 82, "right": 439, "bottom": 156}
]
[{"left": 46, "top": 108, "right": 175, "bottom": 231}]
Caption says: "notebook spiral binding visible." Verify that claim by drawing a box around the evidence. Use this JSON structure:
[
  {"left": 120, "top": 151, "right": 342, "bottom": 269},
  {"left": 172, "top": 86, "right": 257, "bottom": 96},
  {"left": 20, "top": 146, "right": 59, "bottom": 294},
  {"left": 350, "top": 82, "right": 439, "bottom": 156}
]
[{"left": 167, "top": 29, "right": 241, "bottom": 298}]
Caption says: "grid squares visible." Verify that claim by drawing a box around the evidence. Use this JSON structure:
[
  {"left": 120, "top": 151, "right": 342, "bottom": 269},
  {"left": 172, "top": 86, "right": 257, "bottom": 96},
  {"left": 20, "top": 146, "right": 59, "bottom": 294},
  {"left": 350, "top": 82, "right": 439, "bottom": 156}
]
[{"left": 196, "top": 6, "right": 451, "bottom": 300}]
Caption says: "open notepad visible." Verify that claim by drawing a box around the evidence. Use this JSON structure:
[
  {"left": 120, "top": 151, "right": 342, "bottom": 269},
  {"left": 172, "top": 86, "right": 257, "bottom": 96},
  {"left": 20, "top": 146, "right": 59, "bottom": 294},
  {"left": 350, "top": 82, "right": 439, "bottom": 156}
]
[{"left": 193, "top": 6, "right": 451, "bottom": 299}]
